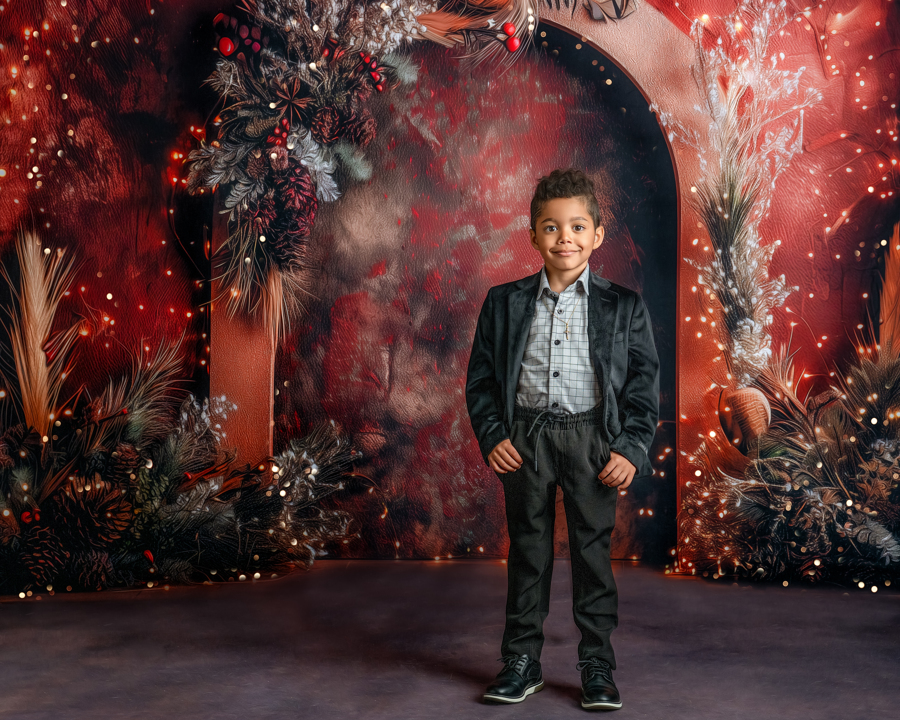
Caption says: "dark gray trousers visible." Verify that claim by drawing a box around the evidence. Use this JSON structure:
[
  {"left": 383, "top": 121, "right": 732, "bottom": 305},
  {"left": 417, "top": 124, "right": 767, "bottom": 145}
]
[{"left": 498, "top": 403, "right": 619, "bottom": 667}]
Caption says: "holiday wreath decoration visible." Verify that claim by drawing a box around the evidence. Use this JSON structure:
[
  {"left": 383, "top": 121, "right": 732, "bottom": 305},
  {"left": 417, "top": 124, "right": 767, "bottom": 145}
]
[
  {"left": 0, "top": 233, "right": 359, "bottom": 595},
  {"left": 186, "top": 0, "right": 540, "bottom": 341}
]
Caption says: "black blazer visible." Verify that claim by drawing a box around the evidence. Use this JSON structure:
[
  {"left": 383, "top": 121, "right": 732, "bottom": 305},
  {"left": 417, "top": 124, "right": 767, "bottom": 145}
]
[{"left": 465, "top": 268, "right": 660, "bottom": 478}]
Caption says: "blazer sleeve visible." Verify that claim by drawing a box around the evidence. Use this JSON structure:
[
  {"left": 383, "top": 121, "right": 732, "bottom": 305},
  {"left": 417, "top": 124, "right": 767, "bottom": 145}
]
[
  {"left": 609, "top": 294, "right": 660, "bottom": 476},
  {"left": 465, "top": 288, "right": 510, "bottom": 467}
]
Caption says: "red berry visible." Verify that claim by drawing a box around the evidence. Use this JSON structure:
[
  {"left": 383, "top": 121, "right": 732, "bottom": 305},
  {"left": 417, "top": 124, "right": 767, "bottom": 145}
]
[
  {"left": 21, "top": 511, "right": 32, "bottom": 523},
  {"left": 143, "top": 550, "right": 155, "bottom": 564},
  {"left": 375, "top": 84, "right": 384, "bottom": 92},
  {"left": 505, "top": 36, "right": 521, "bottom": 52},
  {"left": 218, "top": 37, "right": 235, "bottom": 56},
  {"left": 239, "top": 25, "right": 249, "bottom": 39},
  {"left": 251, "top": 42, "right": 260, "bottom": 53},
  {"left": 503, "top": 22, "right": 516, "bottom": 36},
  {"left": 322, "top": 48, "right": 330, "bottom": 57}
]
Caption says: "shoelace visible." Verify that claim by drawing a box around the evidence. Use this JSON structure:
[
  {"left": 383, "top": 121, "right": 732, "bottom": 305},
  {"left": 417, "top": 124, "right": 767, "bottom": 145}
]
[
  {"left": 576, "top": 657, "right": 612, "bottom": 683},
  {"left": 498, "top": 654, "right": 531, "bottom": 676}
]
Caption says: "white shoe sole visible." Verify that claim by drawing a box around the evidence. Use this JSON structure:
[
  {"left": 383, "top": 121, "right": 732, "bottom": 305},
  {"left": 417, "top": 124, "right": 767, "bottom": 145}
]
[
  {"left": 581, "top": 698, "right": 623, "bottom": 710},
  {"left": 483, "top": 680, "right": 544, "bottom": 704}
]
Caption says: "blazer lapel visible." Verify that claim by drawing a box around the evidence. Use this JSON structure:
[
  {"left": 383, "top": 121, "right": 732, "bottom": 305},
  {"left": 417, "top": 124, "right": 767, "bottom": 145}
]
[
  {"left": 588, "top": 272, "right": 619, "bottom": 390},
  {"left": 504, "top": 271, "right": 541, "bottom": 423}
]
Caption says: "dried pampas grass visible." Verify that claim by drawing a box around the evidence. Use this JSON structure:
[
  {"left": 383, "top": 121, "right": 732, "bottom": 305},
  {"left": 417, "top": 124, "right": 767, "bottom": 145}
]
[{"left": 0, "top": 231, "right": 80, "bottom": 439}]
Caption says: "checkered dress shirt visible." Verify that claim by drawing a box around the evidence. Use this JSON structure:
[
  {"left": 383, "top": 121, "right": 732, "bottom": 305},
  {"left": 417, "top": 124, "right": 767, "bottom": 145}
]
[{"left": 514, "top": 264, "right": 601, "bottom": 413}]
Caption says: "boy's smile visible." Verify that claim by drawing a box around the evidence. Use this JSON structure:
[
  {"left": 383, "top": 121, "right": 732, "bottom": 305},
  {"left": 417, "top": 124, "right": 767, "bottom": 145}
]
[{"left": 530, "top": 197, "right": 604, "bottom": 292}]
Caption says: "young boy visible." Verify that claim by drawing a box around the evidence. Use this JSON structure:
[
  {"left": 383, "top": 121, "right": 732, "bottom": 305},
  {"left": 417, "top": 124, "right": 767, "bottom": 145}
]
[{"left": 465, "top": 168, "right": 659, "bottom": 711}]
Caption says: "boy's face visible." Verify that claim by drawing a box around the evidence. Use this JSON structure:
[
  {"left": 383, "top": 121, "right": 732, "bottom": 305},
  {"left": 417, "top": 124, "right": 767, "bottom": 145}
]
[{"left": 529, "top": 196, "right": 604, "bottom": 274}]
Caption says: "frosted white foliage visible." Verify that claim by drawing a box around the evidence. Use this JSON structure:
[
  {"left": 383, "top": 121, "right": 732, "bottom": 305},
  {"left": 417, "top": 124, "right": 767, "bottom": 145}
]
[
  {"left": 360, "top": 1, "right": 439, "bottom": 55},
  {"left": 661, "top": 0, "right": 822, "bottom": 386}
]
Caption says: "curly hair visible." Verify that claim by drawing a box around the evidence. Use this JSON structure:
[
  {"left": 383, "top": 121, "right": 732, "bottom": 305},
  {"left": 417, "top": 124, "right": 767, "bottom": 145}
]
[{"left": 529, "top": 168, "right": 601, "bottom": 231}]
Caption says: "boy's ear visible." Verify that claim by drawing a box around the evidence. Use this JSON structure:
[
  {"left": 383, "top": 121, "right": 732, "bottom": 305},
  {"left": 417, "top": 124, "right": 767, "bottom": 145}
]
[{"left": 594, "top": 225, "right": 605, "bottom": 248}]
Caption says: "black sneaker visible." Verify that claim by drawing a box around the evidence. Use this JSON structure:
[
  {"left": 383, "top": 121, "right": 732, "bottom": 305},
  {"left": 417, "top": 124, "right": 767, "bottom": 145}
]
[
  {"left": 483, "top": 654, "right": 544, "bottom": 704},
  {"left": 577, "top": 657, "right": 622, "bottom": 710}
]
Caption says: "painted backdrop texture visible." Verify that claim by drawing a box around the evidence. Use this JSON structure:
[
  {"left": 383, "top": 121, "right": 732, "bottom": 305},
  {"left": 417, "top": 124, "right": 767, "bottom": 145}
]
[
  {"left": 273, "top": 34, "right": 677, "bottom": 561},
  {"left": 0, "top": 3, "right": 677, "bottom": 563}
]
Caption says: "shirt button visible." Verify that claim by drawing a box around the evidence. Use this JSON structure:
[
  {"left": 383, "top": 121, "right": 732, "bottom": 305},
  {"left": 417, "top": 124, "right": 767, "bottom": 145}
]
[
  {"left": 557, "top": 309, "right": 563, "bottom": 314},
  {"left": 551, "top": 402, "right": 559, "bottom": 408},
  {"left": 553, "top": 371, "right": 560, "bottom": 377},
  {"left": 554, "top": 339, "right": 561, "bottom": 345}
]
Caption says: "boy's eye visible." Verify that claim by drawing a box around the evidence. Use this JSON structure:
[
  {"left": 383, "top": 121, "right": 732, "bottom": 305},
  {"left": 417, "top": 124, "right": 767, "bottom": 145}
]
[
  {"left": 574, "top": 225, "right": 585, "bottom": 231},
  {"left": 544, "top": 225, "right": 557, "bottom": 232}
]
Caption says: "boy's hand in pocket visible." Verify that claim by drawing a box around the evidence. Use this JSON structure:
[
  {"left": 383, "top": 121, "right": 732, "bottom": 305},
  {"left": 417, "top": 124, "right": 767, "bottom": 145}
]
[
  {"left": 599, "top": 451, "right": 636, "bottom": 488},
  {"left": 489, "top": 439, "right": 523, "bottom": 474}
]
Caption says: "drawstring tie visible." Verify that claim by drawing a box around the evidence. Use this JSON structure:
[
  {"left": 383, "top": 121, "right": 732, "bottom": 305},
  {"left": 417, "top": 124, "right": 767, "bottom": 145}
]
[{"left": 526, "top": 408, "right": 557, "bottom": 473}]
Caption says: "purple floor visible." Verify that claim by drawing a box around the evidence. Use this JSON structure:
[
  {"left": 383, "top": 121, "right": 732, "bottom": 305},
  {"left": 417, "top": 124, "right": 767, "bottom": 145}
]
[{"left": 1, "top": 560, "right": 898, "bottom": 719}]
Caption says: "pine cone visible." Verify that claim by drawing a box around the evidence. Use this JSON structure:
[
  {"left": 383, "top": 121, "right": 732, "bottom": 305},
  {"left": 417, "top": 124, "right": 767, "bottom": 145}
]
[
  {"left": 51, "top": 481, "right": 133, "bottom": 550},
  {"left": 335, "top": 110, "right": 376, "bottom": 148},
  {"left": 73, "top": 550, "right": 113, "bottom": 591},
  {"left": 0, "top": 423, "right": 28, "bottom": 469},
  {"left": 348, "top": 115, "right": 377, "bottom": 149},
  {"left": 274, "top": 161, "right": 317, "bottom": 217},
  {"left": 268, "top": 144, "right": 290, "bottom": 173},
  {"left": 266, "top": 161, "right": 318, "bottom": 271},
  {"left": 310, "top": 107, "right": 340, "bottom": 145},
  {"left": 82, "top": 449, "right": 110, "bottom": 479},
  {"left": 246, "top": 149, "right": 269, "bottom": 180},
  {"left": 355, "top": 82, "right": 373, "bottom": 104},
  {"left": 1, "top": 424, "right": 41, "bottom": 467},
  {"left": 22, "top": 524, "right": 70, "bottom": 586},
  {"left": 109, "top": 442, "right": 141, "bottom": 487},
  {"left": 249, "top": 191, "right": 279, "bottom": 236},
  {"left": 244, "top": 114, "right": 279, "bottom": 139}
]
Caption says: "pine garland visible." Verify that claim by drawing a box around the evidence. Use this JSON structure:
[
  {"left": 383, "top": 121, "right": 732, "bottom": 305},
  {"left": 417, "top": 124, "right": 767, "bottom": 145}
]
[
  {"left": 0, "top": 236, "right": 361, "bottom": 596},
  {"left": 186, "top": 0, "right": 534, "bottom": 341},
  {"left": 186, "top": 2, "right": 425, "bottom": 343},
  {"left": 0, "top": 388, "right": 361, "bottom": 595},
  {"left": 682, "top": 342, "right": 900, "bottom": 586}
]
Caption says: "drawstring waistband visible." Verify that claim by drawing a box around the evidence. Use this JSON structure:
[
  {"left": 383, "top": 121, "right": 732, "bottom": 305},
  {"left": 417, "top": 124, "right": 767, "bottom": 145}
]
[
  {"left": 526, "top": 409, "right": 556, "bottom": 472},
  {"left": 515, "top": 404, "right": 605, "bottom": 473}
]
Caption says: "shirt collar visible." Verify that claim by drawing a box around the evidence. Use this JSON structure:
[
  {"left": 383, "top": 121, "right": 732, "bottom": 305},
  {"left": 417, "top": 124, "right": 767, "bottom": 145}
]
[{"left": 537, "top": 263, "right": 592, "bottom": 299}]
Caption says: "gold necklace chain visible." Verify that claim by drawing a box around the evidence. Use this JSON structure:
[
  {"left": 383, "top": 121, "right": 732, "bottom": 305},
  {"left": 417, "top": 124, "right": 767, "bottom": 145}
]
[{"left": 541, "top": 288, "right": 583, "bottom": 340}]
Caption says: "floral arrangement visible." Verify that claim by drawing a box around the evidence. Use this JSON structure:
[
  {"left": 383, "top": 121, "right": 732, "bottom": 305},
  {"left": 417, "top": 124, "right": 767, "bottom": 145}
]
[
  {"left": 682, "top": 337, "right": 900, "bottom": 587},
  {"left": 0, "top": 233, "right": 359, "bottom": 595},
  {"left": 186, "top": 0, "right": 538, "bottom": 341}
]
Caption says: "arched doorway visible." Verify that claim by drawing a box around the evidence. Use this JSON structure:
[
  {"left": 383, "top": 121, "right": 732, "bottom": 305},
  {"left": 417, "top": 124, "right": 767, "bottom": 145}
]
[{"left": 209, "top": 3, "right": 709, "bottom": 562}]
